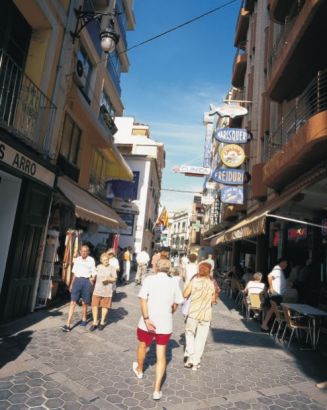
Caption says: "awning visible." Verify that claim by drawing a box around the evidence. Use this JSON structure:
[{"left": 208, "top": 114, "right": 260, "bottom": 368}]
[
  {"left": 57, "top": 177, "right": 127, "bottom": 230},
  {"left": 210, "top": 175, "right": 321, "bottom": 246}
]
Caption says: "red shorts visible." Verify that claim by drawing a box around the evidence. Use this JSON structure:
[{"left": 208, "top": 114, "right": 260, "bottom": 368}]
[{"left": 137, "top": 328, "right": 171, "bottom": 347}]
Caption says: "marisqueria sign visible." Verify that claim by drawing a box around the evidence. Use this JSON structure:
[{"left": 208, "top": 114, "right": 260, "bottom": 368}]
[{"left": 214, "top": 128, "right": 248, "bottom": 144}]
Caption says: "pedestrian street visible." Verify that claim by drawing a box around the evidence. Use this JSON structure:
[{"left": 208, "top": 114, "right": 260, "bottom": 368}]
[{"left": 1, "top": 283, "right": 327, "bottom": 410}]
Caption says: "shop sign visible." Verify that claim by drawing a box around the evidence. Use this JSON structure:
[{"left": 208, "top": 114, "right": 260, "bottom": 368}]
[
  {"left": 214, "top": 128, "right": 248, "bottom": 144},
  {"left": 221, "top": 186, "right": 244, "bottom": 204},
  {"left": 209, "top": 103, "right": 248, "bottom": 118},
  {"left": 220, "top": 144, "right": 245, "bottom": 168},
  {"left": 178, "top": 165, "right": 211, "bottom": 176},
  {"left": 0, "top": 141, "right": 54, "bottom": 187},
  {"left": 211, "top": 168, "right": 245, "bottom": 185}
]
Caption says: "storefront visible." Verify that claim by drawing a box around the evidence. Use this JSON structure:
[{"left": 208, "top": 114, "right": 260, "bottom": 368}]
[{"left": 0, "top": 138, "right": 55, "bottom": 322}]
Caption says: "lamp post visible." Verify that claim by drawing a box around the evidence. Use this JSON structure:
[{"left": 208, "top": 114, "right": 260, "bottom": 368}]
[{"left": 70, "top": 6, "right": 120, "bottom": 53}]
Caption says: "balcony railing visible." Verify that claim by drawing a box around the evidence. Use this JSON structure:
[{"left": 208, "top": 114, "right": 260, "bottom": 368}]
[
  {"left": 268, "top": 1, "right": 304, "bottom": 73},
  {"left": 264, "top": 69, "right": 327, "bottom": 161},
  {"left": 0, "top": 49, "right": 56, "bottom": 156}
]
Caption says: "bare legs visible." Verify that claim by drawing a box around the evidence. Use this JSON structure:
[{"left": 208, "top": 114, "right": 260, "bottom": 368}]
[
  {"left": 92, "top": 307, "right": 109, "bottom": 326},
  {"left": 136, "top": 342, "right": 167, "bottom": 393},
  {"left": 66, "top": 301, "right": 77, "bottom": 327},
  {"left": 262, "top": 301, "right": 278, "bottom": 330}
]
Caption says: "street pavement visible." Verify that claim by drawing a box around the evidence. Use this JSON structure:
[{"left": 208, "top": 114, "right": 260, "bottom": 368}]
[{"left": 1, "top": 275, "right": 327, "bottom": 410}]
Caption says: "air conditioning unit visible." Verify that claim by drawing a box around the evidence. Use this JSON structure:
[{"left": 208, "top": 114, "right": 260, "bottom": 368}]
[{"left": 73, "top": 59, "right": 86, "bottom": 89}]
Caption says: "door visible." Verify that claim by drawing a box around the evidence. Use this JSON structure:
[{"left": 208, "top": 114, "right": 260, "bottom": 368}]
[{"left": 0, "top": 179, "right": 51, "bottom": 322}]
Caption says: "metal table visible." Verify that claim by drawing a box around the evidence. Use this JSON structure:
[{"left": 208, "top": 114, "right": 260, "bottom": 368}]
[{"left": 281, "top": 303, "right": 327, "bottom": 350}]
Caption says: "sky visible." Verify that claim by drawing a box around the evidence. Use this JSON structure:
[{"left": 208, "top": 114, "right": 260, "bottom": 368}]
[{"left": 120, "top": 0, "right": 240, "bottom": 212}]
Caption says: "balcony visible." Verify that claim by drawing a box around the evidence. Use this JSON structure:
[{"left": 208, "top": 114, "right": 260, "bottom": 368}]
[
  {"left": 234, "top": 8, "right": 250, "bottom": 48},
  {"left": 0, "top": 49, "right": 56, "bottom": 156},
  {"left": 251, "top": 163, "right": 267, "bottom": 200},
  {"left": 232, "top": 46, "right": 247, "bottom": 88},
  {"left": 268, "top": 0, "right": 298, "bottom": 23},
  {"left": 263, "top": 69, "right": 327, "bottom": 189},
  {"left": 267, "top": 0, "right": 326, "bottom": 102}
]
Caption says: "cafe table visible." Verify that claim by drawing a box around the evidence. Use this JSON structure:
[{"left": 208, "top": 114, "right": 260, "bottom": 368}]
[{"left": 281, "top": 303, "right": 327, "bottom": 350}]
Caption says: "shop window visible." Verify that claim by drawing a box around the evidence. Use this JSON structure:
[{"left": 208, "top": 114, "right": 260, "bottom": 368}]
[{"left": 60, "top": 114, "right": 81, "bottom": 166}]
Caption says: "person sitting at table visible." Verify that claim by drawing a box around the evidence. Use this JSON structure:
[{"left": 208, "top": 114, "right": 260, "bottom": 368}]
[
  {"left": 243, "top": 272, "right": 265, "bottom": 305},
  {"left": 261, "top": 257, "right": 287, "bottom": 331}
]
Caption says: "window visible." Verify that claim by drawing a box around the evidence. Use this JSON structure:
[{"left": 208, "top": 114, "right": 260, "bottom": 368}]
[
  {"left": 60, "top": 114, "right": 81, "bottom": 165},
  {"left": 77, "top": 46, "right": 93, "bottom": 99},
  {"left": 100, "top": 91, "right": 116, "bottom": 117},
  {"left": 107, "top": 50, "right": 122, "bottom": 94},
  {"left": 108, "top": 171, "right": 140, "bottom": 201}
]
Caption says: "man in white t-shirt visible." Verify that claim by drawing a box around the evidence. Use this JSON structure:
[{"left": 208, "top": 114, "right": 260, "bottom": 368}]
[
  {"left": 132, "top": 259, "right": 183, "bottom": 401},
  {"left": 135, "top": 247, "right": 150, "bottom": 285},
  {"left": 261, "top": 257, "right": 287, "bottom": 331},
  {"left": 62, "top": 245, "right": 96, "bottom": 332}
]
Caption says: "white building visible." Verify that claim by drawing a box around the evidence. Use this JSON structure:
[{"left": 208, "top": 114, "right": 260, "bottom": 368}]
[
  {"left": 169, "top": 210, "right": 190, "bottom": 255},
  {"left": 111, "top": 117, "right": 165, "bottom": 253}
]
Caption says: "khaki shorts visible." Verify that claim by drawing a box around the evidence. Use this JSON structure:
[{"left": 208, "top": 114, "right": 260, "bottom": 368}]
[{"left": 92, "top": 295, "right": 112, "bottom": 308}]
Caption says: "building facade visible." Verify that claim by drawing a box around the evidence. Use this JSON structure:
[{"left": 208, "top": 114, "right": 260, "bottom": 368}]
[
  {"left": 206, "top": 0, "right": 327, "bottom": 307},
  {"left": 108, "top": 117, "right": 165, "bottom": 254},
  {"left": 0, "top": 0, "right": 136, "bottom": 322},
  {"left": 169, "top": 210, "right": 190, "bottom": 255}
]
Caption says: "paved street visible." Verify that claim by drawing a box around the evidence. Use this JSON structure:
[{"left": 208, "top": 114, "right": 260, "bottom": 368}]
[{"left": 1, "top": 279, "right": 327, "bottom": 410}]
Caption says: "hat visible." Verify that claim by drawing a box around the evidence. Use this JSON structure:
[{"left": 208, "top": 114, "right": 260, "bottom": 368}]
[{"left": 156, "top": 259, "right": 171, "bottom": 272}]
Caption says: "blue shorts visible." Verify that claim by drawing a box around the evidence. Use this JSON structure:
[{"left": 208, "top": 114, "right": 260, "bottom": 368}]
[{"left": 71, "top": 277, "right": 93, "bottom": 305}]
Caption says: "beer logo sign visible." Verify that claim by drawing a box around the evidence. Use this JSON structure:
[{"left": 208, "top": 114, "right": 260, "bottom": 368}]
[{"left": 220, "top": 144, "right": 245, "bottom": 168}]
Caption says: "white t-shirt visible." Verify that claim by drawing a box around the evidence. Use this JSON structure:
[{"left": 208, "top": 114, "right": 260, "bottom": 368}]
[
  {"left": 138, "top": 272, "right": 184, "bottom": 334},
  {"left": 72, "top": 256, "right": 96, "bottom": 278},
  {"left": 185, "top": 263, "right": 198, "bottom": 283},
  {"left": 137, "top": 251, "right": 150, "bottom": 265},
  {"left": 245, "top": 280, "right": 265, "bottom": 294},
  {"left": 268, "top": 265, "right": 286, "bottom": 295},
  {"left": 181, "top": 256, "right": 189, "bottom": 267}
]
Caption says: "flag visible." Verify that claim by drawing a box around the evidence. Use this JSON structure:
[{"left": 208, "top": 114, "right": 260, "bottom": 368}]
[{"left": 157, "top": 207, "right": 169, "bottom": 228}]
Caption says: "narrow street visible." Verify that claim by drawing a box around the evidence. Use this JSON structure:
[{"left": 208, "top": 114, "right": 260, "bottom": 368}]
[{"left": 1, "top": 279, "right": 327, "bottom": 410}]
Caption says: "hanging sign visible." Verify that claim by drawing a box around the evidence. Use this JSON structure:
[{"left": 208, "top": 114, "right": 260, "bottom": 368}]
[
  {"left": 221, "top": 186, "right": 244, "bottom": 204},
  {"left": 211, "top": 168, "right": 245, "bottom": 185},
  {"left": 209, "top": 103, "right": 248, "bottom": 118},
  {"left": 214, "top": 128, "right": 248, "bottom": 144},
  {"left": 220, "top": 144, "right": 245, "bottom": 168},
  {"left": 174, "top": 165, "right": 211, "bottom": 176}
]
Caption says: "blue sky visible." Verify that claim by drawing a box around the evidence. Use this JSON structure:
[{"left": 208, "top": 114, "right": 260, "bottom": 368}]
[{"left": 121, "top": 0, "right": 240, "bottom": 211}]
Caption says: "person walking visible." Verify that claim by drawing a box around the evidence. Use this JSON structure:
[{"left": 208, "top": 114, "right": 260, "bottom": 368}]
[
  {"left": 183, "top": 262, "right": 216, "bottom": 370},
  {"left": 261, "top": 257, "right": 287, "bottom": 331},
  {"left": 62, "top": 245, "right": 96, "bottom": 332},
  {"left": 184, "top": 253, "right": 198, "bottom": 284},
  {"left": 151, "top": 249, "right": 161, "bottom": 273},
  {"left": 106, "top": 248, "right": 120, "bottom": 294},
  {"left": 135, "top": 247, "right": 150, "bottom": 285},
  {"left": 123, "top": 247, "right": 132, "bottom": 283},
  {"left": 90, "top": 252, "right": 117, "bottom": 331},
  {"left": 133, "top": 259, "right": 183, "bottom": 400}
]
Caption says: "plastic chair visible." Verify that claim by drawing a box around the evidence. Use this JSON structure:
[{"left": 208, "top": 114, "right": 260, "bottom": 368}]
[{"left": 281, "top": 305, "right": 312, "bottom": 347}]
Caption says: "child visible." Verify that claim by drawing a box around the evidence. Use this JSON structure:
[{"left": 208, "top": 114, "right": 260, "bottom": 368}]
[{"left": 90, "top": 252, "right": 117, "bottom": 331}]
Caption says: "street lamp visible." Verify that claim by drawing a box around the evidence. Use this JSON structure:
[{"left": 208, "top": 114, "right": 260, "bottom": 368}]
[{"left": 71, "top": 6, "right": 120, "bottom": 53}]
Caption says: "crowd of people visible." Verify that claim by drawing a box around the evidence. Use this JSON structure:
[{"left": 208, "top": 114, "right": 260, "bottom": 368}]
[{"left": 61, "top": 245, "right": 220, "bottom": 400}]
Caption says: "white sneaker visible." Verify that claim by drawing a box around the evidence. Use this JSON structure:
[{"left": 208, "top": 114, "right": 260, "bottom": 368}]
[
  {"left": 132, "top": 362, "right": 143, "bottom": 379},
  {"left": 153, "top": 391, "right": 162, "bottom": 400},
  {"left": 192, "top": 364, "right": 200, "bottom": 371}
]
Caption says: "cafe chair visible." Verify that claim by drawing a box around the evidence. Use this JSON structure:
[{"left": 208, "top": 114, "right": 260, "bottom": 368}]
[
  {"left": 246, "top": 292, "right": 264, "bottom": 321},
  {"left": 270, "top": 306, "right": 286, "bottom": 339},
  {"left": 281, "top": 306, "right": 312, "bottom": 347}
]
